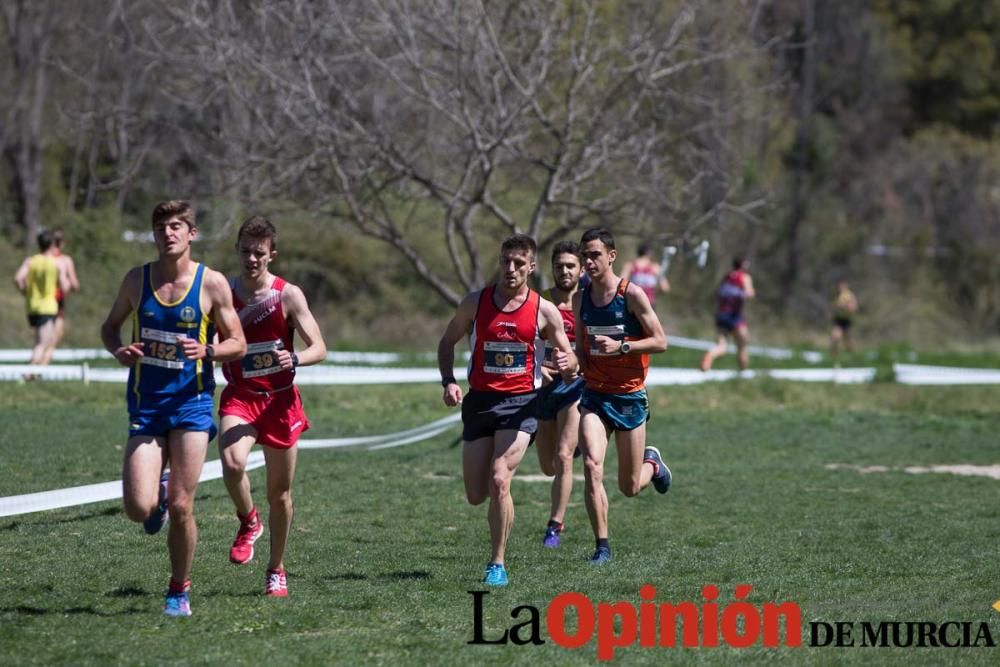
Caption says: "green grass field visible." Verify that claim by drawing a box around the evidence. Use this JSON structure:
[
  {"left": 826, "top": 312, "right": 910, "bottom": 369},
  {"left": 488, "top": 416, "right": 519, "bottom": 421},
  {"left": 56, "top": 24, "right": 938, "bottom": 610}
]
[{"left": 1, "top": 379, "right": 999, "bottom": 665}]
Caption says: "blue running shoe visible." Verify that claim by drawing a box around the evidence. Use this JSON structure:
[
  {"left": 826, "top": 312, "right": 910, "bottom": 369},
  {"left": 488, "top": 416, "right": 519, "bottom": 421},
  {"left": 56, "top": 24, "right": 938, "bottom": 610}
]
[
  {"left": 542, "top": 526, "right": 561, "bottom": 549},
  {"left": 143, "top": 471, "right": 169, "bottom": 535},
  {"left": 163, "top": 590, "right": 191, "bottom": 617},
  {"left": 589, "top": 546, "right": 612, "bottom": 564},
  {"left": 643, "top": 446, "right": 672, "bottom": 494},
  {"left": 482, "top": 562, "right": 509, "bottom": 587}
]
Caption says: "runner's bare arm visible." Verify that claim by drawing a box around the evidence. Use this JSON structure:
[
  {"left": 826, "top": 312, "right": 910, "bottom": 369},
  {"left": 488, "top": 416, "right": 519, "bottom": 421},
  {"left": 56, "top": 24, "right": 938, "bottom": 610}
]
[
  {"left": 438, "top": 291, "right": 478, "bottom": 405},
  {"left": 63, "top": 255, "right": 80, "bottom": 292},
  {"left": 652, "top": 263, "right": 670, "bottom": 293},
  {"left": 100, "top": 267, "right": 143, "bottom": 366},
  {"left": 182, "top": 268, "right": 246, "bottom": 363},
  {"left": 624, "top": 284, "right": 667, "bottom": 354},
  {"left": 280, "top": 283, "right": 327, "bottom": 369},
  {"left": 57, "top": 262, "right": 72, "bottom": 295},
  {"left": 12, "top": 257, "right": 29, "bottom": 291}
]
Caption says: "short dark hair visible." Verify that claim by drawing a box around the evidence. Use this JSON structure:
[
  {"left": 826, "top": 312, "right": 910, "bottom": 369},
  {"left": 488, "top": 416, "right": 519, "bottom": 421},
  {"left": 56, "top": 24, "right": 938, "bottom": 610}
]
[
  {"left": 500, "top": 233, "right": 537, "bottom": 258},
  {"left": 580, "top": 227, "right": 615, "bottom": 251},
  {"left": 51, "top": 228, "right": 65, "bottom": 247},
  {"left": 152, "top": 200, "right": 195, "bottom": 228},
  {"left": 732, "top": 256, "right": 747, "bottom": 270},
  {"left": 638, "top": 242, "right": 650, "bottom": 256},
  {"left": 551, "top": 241, "right": 580, "bottom": 262},
  {"left": 237, "top": 216, "right": 278, "bottom": 251},
  {"left": 36, "top": 230, "right": 54, "bottom": 252}
]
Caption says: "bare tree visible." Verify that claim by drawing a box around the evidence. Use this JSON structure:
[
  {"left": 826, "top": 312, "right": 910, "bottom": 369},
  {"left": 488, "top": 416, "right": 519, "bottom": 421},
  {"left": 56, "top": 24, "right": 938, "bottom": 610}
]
[
  {"left": 140, "top": 0, "right": 775, "bottom": 304},
  {"left": 1, "top": 0, "right": 56, "bottom": 248}
]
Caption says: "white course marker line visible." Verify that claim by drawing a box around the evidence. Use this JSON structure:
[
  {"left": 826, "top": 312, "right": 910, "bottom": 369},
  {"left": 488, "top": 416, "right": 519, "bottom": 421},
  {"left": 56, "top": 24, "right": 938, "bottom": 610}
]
[
  {"left": 0, "top": 413, "right": 461, "bottom": 518},
  {"left": 825, "top": 462, "right": 1000, "bottom": 480}
]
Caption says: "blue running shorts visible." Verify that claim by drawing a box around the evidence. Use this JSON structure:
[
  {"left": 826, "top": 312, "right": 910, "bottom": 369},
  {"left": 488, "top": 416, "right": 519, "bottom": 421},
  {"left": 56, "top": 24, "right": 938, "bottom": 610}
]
[
  {"left": 128, "top": 391, "right": 218, "bottom": 441},
  {"left": 579, "top": 387, "right": 649, "bottom": 432},
  {"left": 538, "top": 375, "right": 585, "bottom": 421},
  {"left": 715, "top": 312, "right": 745, "bottom": 333}
]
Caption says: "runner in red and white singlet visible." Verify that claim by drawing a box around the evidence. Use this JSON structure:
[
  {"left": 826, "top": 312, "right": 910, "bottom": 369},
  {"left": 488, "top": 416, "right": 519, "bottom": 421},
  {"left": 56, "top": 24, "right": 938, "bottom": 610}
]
[
  {"left": 620, "top": 242, "right": 669, "bottom": 308},
  {"left": 221, "top": 274, "right": 308, "bottom": 448},
  {"left": 217, "top": 216, "right": 327, "bottom": 597},
  {"left": 223, "top": 276, "right": 296, "bottom": 394}
]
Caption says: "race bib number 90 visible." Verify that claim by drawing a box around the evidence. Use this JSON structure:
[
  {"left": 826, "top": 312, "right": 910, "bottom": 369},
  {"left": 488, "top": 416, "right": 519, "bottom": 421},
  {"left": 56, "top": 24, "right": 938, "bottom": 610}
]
[
  {"left": 484, "top": 341, "right": 528, "bottom": 374},
  {"left": 242, "top": 340, "right": 285, "bottom": 378}
]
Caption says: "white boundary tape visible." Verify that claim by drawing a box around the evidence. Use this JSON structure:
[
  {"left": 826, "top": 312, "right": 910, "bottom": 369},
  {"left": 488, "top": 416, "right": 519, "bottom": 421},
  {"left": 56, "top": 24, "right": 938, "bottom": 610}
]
[
  {"left": 0, "top": 364, "right": 466, "bottom": 385},
  {"left": 667, "top": 336, "right": 823, "bottom": 363},
  {"left": 893, "top": 363, "right": 1000, "bottom": 385},
  {"left": 0, "top": 349, "right": 404, "bottom": 364},
  {"left": 2, "top": 339, "right": 825, "bottom": 364},
  {"left": 1, "top": 363, "right": 879, "bottom": 385},
  {"left": 5, "top": 356, "right": 1000, "bottom": 387},
  {"left": 0, "top": 413, "right": 461, "bottom": 518}
]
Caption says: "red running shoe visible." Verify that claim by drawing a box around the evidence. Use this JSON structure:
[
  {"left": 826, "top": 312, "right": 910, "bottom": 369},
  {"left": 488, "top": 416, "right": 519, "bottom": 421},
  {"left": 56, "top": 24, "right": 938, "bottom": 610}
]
[
  {"left": 265, "top": 568, "right": 288, "bottom": 597},
  {"left": 229, "top": 509, "right": 264, "bottom": 565}
]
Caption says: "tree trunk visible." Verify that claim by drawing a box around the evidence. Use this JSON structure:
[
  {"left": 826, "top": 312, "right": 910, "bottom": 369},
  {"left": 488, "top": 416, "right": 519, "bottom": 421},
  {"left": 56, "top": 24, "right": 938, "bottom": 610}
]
[{"left": 780, "top": 0, "right": 816, "bottom": 311}]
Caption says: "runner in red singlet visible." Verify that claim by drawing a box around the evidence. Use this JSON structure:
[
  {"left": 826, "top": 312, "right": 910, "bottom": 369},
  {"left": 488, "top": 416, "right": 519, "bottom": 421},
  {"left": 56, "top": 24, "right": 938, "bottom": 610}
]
[
  {"left": 620, "top": 242, "right": 670, "bottom": 308},
  {"left": 700, "top": 256, "right": 755, "bottom": 372},
  {"left": 437, "top": 234, "right": 578, "bottom": 587},
  {"left": 535, "top": 241, "right": 585, "bottom": 549},
  {"left": 51, "top": 228, "right": 80, "bottom": 347},
  {"left": 218, "top": 216, "right": 327, "bottom": 597}
]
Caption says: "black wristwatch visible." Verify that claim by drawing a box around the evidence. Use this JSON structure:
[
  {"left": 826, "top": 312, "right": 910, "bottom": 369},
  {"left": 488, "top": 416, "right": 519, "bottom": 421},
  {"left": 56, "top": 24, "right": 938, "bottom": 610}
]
[
  {"left": 205, "top": 344, "right": 215, "bottom": 360},
  {"left": 441, "top": 376, "right": 457, "bottom": 387},
  {"left": 291, "top": 353, "right": 300, "bottom": 367},
  {"left": 619, "top": 341, "right": 631, "bottom": 355}
]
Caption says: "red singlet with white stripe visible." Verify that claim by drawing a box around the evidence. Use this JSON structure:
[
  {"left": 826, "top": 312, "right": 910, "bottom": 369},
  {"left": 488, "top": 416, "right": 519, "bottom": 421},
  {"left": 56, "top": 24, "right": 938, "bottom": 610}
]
[
  {"left": 467, "top": 286, "right": 542, "bottom": 394},
  {"left": 223, "top": 276, "right": 295, "bottom": 392}
]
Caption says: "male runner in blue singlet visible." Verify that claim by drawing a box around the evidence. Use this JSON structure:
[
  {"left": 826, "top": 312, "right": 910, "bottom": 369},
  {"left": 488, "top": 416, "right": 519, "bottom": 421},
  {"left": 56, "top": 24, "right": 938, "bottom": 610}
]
[{"left": 101, "top": 200, "right": 246, "bottom": 617}]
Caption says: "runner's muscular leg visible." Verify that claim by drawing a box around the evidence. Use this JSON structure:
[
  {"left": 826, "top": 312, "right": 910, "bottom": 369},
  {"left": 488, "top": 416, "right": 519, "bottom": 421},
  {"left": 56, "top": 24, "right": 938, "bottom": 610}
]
[
  {"left": 122, "top": 434, "right": 167, "bottom": 522},
  {"left": 734, "top": 325, "right": 750, "bottom": 370},
  {"left": 550, "top": 401, "right": 580, "bottom": 523},
  {"left": 535, "top": 419, "right": 558, "bottom": 476},
  {"left": 616, "top": 422, "right": 654, "bottom": 496},
  {"left": 487, "top": 429, "right": 531, "bottom": 565},
  {"left": 581, "top": 409, "right": 611, "bottom": 539},
  {"left": 165, "top": 429, "right": 209, "bottom": 584},
  {"left": 462, "top": 436, "right": 494, "bottom": 506},
  {"left": 219, "top": 414, "right": 259, "bottom": 516},
  {"left": 263, "top": 443, "right": 298, "bottom": 571}
]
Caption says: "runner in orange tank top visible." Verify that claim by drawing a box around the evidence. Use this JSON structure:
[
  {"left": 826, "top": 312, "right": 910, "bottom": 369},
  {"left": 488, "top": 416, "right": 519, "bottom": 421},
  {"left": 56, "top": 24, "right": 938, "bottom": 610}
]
[{"left": 574, "top": 227, "right": 672, "bottom": 565}]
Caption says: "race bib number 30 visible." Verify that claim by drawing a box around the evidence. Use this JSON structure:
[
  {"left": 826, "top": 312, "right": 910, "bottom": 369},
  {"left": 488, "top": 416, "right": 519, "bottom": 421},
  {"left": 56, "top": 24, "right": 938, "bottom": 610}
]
[
  {"left": 483, "top": 341, "right": 528, "bottom": 374},
  {"left": 242, "top": 340, "right": 285, "bottom": 378}
]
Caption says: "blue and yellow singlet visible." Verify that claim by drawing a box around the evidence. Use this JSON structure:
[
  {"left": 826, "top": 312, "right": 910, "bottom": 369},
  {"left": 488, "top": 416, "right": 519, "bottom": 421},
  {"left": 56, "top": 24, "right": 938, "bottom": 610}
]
[{"left": 127, "top": 263, "right": 215, "bottom": 410}]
